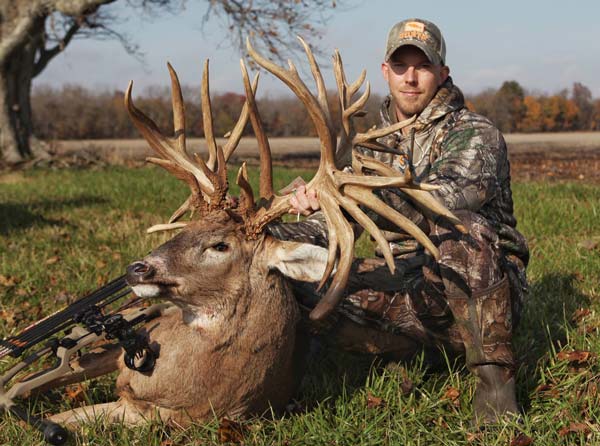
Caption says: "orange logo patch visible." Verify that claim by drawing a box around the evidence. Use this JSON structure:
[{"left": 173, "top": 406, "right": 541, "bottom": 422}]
[
  {"left": 398, "top": 30, "right": 430, "bottom": 42},
  {"left": 404, "top": 21, "right": 425, "bottom": 33}
]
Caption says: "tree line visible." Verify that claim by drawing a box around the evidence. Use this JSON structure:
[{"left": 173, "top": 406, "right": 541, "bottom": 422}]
[
  {"left": 31, "top": 84, "right": 385, "bottom": 140},
  {"left": 466, "top": 81, "right": 600, "bottom": 133},
  {"left": 31, "top": 80, "right": 600, "bottom": 140}
]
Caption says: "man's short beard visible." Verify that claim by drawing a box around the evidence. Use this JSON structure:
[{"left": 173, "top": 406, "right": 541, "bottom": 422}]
[{"left": 396, "top": 98, "right": 428, "bottom": 118}]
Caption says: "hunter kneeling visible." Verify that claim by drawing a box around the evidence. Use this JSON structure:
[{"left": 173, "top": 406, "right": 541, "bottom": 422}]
[{"left": 271, "top": 18, "right": 529, "bottom": 423}]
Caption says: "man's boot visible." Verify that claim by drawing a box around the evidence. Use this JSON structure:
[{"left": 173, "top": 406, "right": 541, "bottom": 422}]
[{"left": 446, "top": 275, "right": 519, "bottom": 423}]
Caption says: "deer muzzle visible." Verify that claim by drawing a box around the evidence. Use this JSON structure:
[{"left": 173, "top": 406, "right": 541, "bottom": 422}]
[{"left": 126, "top": 261, "right": 155, "bottom": 284}]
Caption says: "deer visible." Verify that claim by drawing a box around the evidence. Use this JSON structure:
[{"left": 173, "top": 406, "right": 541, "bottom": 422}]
[{"left": 47, "top": 38, "right": 465, "bottom": 428}]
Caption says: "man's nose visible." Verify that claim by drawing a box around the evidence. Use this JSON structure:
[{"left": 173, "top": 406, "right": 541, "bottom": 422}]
[{"left": 404, "top": 66, "right": 417, "bottom": 84}]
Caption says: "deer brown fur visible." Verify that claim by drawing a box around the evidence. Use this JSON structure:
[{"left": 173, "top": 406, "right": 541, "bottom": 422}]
[{"left": 50, "top": 213, "right": 319, "bottom": 426}]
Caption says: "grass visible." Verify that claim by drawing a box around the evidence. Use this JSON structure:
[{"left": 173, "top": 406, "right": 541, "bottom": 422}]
[{"left": 1, "top": 166, "right": 599, "bottom": 445}]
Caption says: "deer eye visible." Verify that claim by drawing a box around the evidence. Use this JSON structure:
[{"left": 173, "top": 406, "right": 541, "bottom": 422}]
[{"left": 212, "top": 242, "right": 229, "bottom": 252}]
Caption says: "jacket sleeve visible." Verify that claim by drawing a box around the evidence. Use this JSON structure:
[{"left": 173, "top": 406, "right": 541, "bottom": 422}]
[
  {"left": 425, "top": 119, "right": 506, "bottom": 213},
  {"left": 266, "top": 211, "right": 329, "bottom": 247}
]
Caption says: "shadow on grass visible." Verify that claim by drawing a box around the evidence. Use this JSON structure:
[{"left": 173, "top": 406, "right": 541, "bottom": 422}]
[
  {"left": 0, "top": 196, "right": 108, "bottom": 235},
  {"left": 515, "top": 273, "right": 590, "bottom": 408}
]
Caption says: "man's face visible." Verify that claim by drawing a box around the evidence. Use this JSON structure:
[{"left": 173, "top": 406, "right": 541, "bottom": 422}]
[{"left": 381, "top": 45, "right": 449, "bottom": 121}]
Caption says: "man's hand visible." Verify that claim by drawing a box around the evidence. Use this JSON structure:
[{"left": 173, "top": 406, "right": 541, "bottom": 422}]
[{"left": 289, "top": 185, "right": 320, "bottom": 216}]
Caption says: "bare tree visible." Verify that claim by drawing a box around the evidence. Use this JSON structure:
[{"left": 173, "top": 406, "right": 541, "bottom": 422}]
[
  {"left": 0, "top": 0, "right": 340, "bottom": 164},
  {"left": 572, "top": 82, "right": 593, "bottom": 130}
]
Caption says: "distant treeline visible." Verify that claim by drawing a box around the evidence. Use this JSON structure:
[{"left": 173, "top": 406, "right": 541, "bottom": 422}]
[
  {"left": 31, "top": 84, "right": 384, "bottom": 140},
  {"left": 32, "top": 80, "right": 600, "bottom": 140},
  {"left": 466, "top": 81, "right": 600, "bottom": 133}
]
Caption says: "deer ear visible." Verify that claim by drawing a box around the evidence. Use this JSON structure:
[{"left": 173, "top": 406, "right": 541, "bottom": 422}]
[{"left": 266, "top": 239, "right": 331, "bottom": 282}]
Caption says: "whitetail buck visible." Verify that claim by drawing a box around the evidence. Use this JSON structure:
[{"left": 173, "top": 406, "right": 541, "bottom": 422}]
[{"left": 49, "top": 38, "right": 464, "bottom": 427}]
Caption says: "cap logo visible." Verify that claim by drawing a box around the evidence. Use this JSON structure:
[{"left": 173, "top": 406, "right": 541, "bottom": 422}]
[
  {"left": 404, "top": 21, "right": 425, "bottom": 33},
  {"left": 397, "top": 29, "right": 431, "bottom": 44}
]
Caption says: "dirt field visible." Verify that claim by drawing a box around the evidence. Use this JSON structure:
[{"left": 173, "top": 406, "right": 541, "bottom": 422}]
[{"left": 51, "top": 132, "right": 600, "bottom": 182}]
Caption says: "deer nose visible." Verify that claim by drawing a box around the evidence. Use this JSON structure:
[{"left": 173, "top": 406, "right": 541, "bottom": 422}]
[{"left": 126, "top": 261, "right": 155, "bottom": 282}]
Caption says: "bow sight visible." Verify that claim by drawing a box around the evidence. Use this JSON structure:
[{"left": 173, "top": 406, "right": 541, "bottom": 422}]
[{"left": 0, "top": 275, "right": 165, "bottom": 445}]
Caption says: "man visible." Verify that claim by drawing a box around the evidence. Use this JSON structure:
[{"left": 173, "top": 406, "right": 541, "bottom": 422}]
[{"left": 269, "top": 18, "right": 529, "bottom": 422}]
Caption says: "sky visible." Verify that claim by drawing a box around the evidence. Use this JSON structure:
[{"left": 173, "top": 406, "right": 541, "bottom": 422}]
[{"left": 36, "top": 0, "right": 600, "bottom": 100}]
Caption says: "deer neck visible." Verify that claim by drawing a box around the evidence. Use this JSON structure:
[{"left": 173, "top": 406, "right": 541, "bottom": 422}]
[{"left": 176, "top": 269, "right": 298, "bottom": 352}]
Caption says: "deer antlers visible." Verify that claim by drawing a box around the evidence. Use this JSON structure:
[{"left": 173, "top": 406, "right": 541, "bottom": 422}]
[
  {"left": 124, "top": 40, "right": 465, "bottom": 321},
  {"left": 124, "top": 61, "right": 258, "bottom": 232}
]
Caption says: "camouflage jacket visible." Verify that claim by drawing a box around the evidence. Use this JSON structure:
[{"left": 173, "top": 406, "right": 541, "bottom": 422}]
[{"left": 361, "top": 77, "right": 529, "bottom": 270}]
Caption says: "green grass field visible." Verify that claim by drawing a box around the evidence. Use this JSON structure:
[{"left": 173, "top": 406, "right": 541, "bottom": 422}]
[{"left": 1, "top": 166, "right": 599, "bottom": 445}]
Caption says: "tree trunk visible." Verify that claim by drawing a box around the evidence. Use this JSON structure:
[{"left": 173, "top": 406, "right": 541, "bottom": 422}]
[{"left": 0, "top": 18, "right": 43, "bottom": 164}]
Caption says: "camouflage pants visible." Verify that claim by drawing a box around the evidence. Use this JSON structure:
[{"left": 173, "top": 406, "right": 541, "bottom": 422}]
[{"left": 268, "top": 210, "right": 519, "bottom": 365}]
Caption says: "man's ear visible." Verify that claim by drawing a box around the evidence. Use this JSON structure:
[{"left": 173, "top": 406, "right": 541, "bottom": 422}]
[
  {"left": 265, "top": 238, "right": 332, "bottom": 283},
  {"left": 440, "top": 65, "right": 450, "bottom": 84},
  {"left": 381, "top": 62, "right": 390, "bottom": 83}
]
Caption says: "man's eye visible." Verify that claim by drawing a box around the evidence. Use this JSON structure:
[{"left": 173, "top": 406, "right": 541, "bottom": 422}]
[{"left": 212, "top": 242, "right": 229, "bottom": 252}]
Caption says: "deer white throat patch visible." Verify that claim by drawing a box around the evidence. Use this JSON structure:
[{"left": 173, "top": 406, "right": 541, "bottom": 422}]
[
  {"left": 131, "top": 284, "right": 161, "bottom": 298},
  {"left": 181, "top": 305, "right": 223, "bottom": 330}
]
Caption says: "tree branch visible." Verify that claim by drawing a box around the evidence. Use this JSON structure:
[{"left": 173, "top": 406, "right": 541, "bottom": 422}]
[
  {"left": 33, "top": 20, "right": 81, "bottom": 77},
  {"left": 53, "top": 0, "right": 117, "bottom": 16},
  {"left": 75, "top": 12, "right": 144, "bottom": 58},
  {"left": 46, "top": 0, "right": 177, "bottom": 65},
  {"left": 203, "top": 0, "right": 340, "bottom": 65}
]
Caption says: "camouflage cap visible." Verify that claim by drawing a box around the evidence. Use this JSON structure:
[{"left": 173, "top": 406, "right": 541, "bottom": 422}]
[{"left": 384, "top": 18, "right": 446, "bottom": 65}]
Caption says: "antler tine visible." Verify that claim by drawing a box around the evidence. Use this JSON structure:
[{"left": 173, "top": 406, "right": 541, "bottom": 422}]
[
  {"left": 167, "top": 63, "right": 186, "bottom": 154},
  {"left": 168, "top": 195, "right": 194, "bottom": 223},
  {"left": 298, "top": 36, "right": 335, "bottom": 135},
  {"left": 344, "top": 81, "right": 370, "bottom": 124},
  {"left": 222, "top": 73, "right": 260, "bottom": 162},
  {"left": 352, "top": 153, "right": 438, "bottom": 191},
  {"left": 353, "top": 153, "right": 467, "bottom": 233},
  {"left": 347, "top": 69, "right": 367, "bottom": 98},
  {"left": 344, "top": 185, "right": 439, "bottom": 259},
  {"left": 352, "top": 115, "right": 416, "bottom": 153},
  {"left": 332, "top": 50, "right": 370, "bottom": 167},
  {"left": 246, "top": 37, "right": 337, "bottom": 166},
  {"left": 240, "top": 59, "right": 273, "bottom": 200},
  {"left": 236, "top": 162, "right": 255, "bottom": 220},
  {"left": 201, "top": 60, "right": 219, "bottom": 172},
  {"left": 309, "top": 191, "right": 354, "bottom": 320},
  {"left": 147, "top": 222, "right": 188, "bottom": 234},
  {"left": 124, "top": 79, "right": 215, "bottom": 197},
  {"left": 333, "top": 50, "right": 368, "bottom": 136}
]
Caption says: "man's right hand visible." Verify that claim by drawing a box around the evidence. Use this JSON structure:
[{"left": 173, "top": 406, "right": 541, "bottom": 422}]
[{"left": 289, "top": 185, "right": 320, "bottom": 216}]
